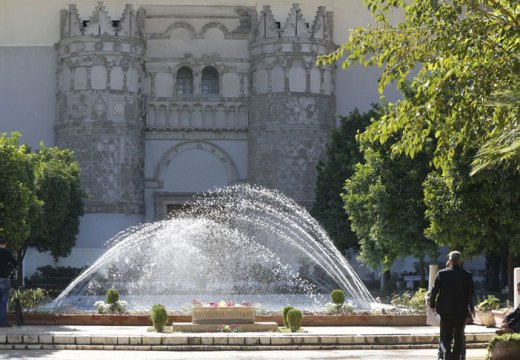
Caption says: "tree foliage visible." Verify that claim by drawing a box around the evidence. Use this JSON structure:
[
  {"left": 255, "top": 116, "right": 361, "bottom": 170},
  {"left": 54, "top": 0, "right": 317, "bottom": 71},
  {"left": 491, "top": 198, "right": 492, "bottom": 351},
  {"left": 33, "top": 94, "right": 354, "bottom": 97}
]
[
  {"left": 311, "top": 108, "right": 376, "bottom": 252},
  {"left": 342, "top": 134, "right": 437, "bottom": 271},
  {"left": 424, "top": 154, "right": 520, "bottom": 257},
  {"left": 0, "top": 132, "right": 85, "bottom": 285},
  {"left": 318, "top": 0, "right": 520, "bottom": 173},
  {"left": 0, "top": 133, "right": 39, "bottom": 247},
  {"left": 28, "top": 145, "right": 85, "bottom": 260}
]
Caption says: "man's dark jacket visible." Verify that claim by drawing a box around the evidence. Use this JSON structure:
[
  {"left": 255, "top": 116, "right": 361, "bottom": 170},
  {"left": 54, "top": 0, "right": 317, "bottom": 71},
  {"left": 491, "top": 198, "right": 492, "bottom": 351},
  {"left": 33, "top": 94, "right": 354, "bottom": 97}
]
[
  {"left": 505, "top": 305, "right": 520, "bottom": 331},
  {"left": 429, "top": 266, "right": 474, "bottom": 316}
]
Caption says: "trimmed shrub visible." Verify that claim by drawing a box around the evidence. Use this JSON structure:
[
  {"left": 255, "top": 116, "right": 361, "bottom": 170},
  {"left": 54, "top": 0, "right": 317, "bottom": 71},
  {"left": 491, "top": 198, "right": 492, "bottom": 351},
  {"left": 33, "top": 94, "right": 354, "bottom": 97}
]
[
  {"left": 105, "top": 288, "right": 120, "bottom": 304},
  {"left": 331, "top": 289, "right": 346, "bottom": 305},
  {"left": 151, "top": 304, "right": 168, "bottom": 332},
  {"left": 282, "top": 305, "right": 294, "bottom": 327},
  {"left": 287, "top": 308, "right": 303, "bottom": 332}
]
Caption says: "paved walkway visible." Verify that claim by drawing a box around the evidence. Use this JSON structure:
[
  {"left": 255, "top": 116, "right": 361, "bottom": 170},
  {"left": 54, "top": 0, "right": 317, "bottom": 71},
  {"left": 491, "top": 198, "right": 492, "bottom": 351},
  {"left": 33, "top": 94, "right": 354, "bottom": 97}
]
[
  {"left": 0, "top": 348, "right": 489, "bottom": 359},
  {"left": 0, "top": 324, "right": 496, "bottom": 351}
]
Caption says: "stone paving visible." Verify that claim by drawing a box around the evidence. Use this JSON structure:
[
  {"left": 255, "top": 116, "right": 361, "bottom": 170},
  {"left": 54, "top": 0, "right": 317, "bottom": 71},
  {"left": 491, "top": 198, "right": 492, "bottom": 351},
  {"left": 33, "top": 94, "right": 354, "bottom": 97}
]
[{"left": 0, "top": 324, "right": 496, "bottom": 351}]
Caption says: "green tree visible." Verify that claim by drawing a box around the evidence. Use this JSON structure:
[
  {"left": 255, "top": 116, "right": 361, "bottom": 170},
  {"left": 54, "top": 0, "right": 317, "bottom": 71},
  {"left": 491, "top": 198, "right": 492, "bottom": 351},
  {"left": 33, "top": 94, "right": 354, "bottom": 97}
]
[
  {"left": 311, "top": 108, "right": 376, "bottom": 252},
  {"left": 27, "top": 145, "right": 85, "bottom": 261},
  {"left": 317, "top": 0, "right": 519, "bottom": 295},
  {"left": 424, "top": 154, "right": 520, "bottom": 293},
  {"left": 0, "top": 133, "right": 40, "bottom": 276},
  {"left": 0, "top": 133, "right": 85, "bottom": 286},
  {"left": 342, "top": 136, "right": 437, "bottom": 285},
  {"left": 318, "top": 0, "right": 519, "bottom": 173}
]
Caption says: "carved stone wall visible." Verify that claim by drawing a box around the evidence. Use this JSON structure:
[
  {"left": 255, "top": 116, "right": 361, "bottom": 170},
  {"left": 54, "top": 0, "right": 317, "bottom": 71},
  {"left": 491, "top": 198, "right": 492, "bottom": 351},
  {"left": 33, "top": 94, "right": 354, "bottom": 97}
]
[
  {"left": 55, "top": 2, "right": 146, "bottom": 214},
  {"left": 248, "top": 4, "right": 336, "bottom": 206}
]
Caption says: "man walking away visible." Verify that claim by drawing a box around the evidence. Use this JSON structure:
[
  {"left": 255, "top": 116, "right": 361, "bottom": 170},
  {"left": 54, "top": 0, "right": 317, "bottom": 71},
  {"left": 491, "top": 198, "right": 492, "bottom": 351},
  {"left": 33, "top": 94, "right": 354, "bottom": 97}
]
[
  {"left": 429, "top": 251, "right": 475, "bottom": 360},
  {"left": 0, "top": 237, "right": 17, "bottom": 327}
]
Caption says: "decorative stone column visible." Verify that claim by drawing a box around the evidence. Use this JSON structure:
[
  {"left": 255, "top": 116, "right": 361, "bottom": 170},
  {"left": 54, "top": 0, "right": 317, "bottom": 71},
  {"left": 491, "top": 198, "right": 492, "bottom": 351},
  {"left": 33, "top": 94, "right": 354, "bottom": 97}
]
[
  {"left": 428, "top": 264, "right": 438, "bottom": 291},
  {"left": 515, "top": 267, "right": 520, "bottom": 308},
  {"left": 55, "top": 2, "right": 146, "bottom": 215},
  {"left": 248, "top": 4, "right": 336, "bottom": 207}
]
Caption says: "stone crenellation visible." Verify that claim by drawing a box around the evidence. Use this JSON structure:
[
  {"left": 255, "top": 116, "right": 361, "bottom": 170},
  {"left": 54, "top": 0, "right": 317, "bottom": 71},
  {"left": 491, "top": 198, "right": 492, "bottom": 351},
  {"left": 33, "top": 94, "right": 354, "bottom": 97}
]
[
  {"left": 254, "top": 4, "right": 332, "bottom": 41},
  {"left": 60, "top": 2, "right": 145, "bottom": 40}
]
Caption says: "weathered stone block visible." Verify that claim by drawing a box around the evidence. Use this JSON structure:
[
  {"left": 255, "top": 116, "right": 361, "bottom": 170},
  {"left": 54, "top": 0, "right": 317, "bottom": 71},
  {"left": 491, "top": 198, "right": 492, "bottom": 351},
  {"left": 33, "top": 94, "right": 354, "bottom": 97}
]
[
  {"left": 270, "top": 336, "right": 292, "bottom": 345},
  {"left": 52, "top": 336, "right": 75, "bottom": 344},
  {"left": 142, "top": 336, "right": 162, "bottom": 345},
  {"left": 75, "top": 337, "right": 91, "bottom": 345},
  {"left": 90, "top": 336, "right": 118, "bottom": 345},
  {"left": 162, "top": 336, "right": 188, "bottom": 345},
  {"left": 192, "top": 306, "right": 255, "bottom": 324},
  {"left": 7, "top": 335, "right": 23, "bottom": 344}
]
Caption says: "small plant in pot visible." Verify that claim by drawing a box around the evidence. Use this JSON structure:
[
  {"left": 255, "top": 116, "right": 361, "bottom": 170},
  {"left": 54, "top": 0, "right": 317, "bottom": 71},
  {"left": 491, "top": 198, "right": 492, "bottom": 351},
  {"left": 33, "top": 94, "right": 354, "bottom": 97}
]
[
  {"left": 94, "top": 288, "right": 128, "bottom": 314},
  {"left": 325, "top": 289, "right": 355, "bottom": 314},
  {"left": 477, "top": 295, "right": 500, "bottom": 327}
]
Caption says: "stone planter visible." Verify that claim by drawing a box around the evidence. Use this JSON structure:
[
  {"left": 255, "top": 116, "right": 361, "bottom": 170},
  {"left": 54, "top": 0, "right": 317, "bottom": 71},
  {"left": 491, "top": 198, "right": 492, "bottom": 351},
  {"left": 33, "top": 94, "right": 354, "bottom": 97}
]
[
  {"left": 490, "top": 340, "right": 520, "bottom": 360},
  {"left": 492, "top": 309, "right": 509, "bottom": 328},
  {"left": 476, "top": 311, "right": 496, "bottom": 327}
]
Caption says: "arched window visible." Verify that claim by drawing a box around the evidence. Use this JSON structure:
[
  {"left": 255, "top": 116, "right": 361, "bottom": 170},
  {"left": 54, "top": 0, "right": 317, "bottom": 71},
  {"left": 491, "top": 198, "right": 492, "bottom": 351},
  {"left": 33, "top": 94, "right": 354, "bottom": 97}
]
[
  {"left": 176, "top": 67, "right": 193, "bottom": 95},
  {"left": 201, "top": 66, "right": 219, "bottom": 96}
]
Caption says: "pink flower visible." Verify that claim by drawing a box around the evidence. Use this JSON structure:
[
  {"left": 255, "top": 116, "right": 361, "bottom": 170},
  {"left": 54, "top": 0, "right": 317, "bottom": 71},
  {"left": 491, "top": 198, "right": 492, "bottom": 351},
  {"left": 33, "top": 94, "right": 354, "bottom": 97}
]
[{"left": 209, "top": 302, "right": 218, "bottom": 308}]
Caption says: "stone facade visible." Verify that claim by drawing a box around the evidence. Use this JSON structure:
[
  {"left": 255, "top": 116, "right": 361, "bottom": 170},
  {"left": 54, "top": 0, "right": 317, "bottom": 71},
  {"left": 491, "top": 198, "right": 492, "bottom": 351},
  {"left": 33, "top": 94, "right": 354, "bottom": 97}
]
[{"left": 55, "top": 2, "right": 336, "bottom": 219}]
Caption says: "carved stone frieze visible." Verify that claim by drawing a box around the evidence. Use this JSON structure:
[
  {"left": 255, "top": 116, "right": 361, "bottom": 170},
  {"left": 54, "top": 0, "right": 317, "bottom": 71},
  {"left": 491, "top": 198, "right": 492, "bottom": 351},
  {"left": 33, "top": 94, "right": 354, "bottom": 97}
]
[
  {"left": 56, "top": 126, "right": 144, "bottom": 214},
  {"left": 248, "top": 128, "right": 329, "bottom": 204},
  {"left": 250, "top": 93, "right": 335, "bottom": 129}
]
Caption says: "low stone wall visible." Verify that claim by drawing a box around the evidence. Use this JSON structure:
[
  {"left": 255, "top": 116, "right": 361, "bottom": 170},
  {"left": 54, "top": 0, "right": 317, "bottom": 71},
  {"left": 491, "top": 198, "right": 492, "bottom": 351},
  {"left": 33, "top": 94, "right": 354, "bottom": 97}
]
[{"left": 9, "top": 313, "right": 427, "bottom": 326}]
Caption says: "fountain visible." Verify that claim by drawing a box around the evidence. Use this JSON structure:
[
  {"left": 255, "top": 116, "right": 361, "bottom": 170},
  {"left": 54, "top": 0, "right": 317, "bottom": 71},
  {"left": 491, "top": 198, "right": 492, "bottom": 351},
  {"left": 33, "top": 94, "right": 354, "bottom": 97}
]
[{"left": 50, "top": 184, "right": 374, "bottom": 312}]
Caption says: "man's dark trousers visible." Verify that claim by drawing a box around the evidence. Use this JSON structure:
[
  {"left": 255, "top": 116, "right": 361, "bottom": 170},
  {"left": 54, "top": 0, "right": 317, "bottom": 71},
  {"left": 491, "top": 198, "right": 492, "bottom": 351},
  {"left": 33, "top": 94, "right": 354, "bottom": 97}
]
[{"left": 439, "top": 314, "right": 466, "bottom": 360}]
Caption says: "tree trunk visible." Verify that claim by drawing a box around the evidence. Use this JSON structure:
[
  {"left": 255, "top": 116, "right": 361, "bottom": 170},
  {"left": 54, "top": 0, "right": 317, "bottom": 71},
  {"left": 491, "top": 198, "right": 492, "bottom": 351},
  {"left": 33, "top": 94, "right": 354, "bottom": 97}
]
[
  {"left": 508, "top": 252, "right": 515, "bottom": 302},
  {"left": 16, "top": 249, "right": 24, "bottom": 289},
  {"left": 419, "top": 257, "right": 426, "bottom": 288},
  {"left": 486, "top": 253, "right": 501, "bottom": 291}
]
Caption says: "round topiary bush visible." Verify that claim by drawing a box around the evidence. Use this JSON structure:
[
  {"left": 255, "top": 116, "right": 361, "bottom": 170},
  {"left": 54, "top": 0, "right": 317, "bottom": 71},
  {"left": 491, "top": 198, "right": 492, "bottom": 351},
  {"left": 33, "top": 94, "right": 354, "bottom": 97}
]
[
  {"left": 282, "top": 305, "right": 294, "bottom": 328},
  {"left": 331, "top": 289, "right": 345, "bottom": 305},
  {"left": 287, "top": 308, "right": 303, "bottom": 332},
  {"left": 105, "top": 288, "right": 120, "bottom": 304},
  {"left": 151, "top": 304, "right": 168, "bottom": 332}
]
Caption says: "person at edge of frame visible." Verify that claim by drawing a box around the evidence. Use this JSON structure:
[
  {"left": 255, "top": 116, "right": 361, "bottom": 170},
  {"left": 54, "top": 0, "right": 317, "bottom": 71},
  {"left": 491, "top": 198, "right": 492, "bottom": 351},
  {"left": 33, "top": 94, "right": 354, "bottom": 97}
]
[
  {"left": 429, "top": 251, "right": 475, "bottom": 360},
  {"left": 0, "top": 237, "right": 17, "bottom": 327},
  {"left": 496, "top": 281, "right": 520, "bottom": 335}
]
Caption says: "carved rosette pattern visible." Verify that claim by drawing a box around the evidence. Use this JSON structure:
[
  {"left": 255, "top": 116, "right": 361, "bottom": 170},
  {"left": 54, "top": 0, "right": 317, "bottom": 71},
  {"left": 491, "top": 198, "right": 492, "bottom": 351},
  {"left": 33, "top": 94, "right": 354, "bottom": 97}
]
[
  {"left": 55, "top": 2, "right": 146, "bottom": 214},
  {"left": 249, "top": 94, "right": 335, "bottom": 205}
]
